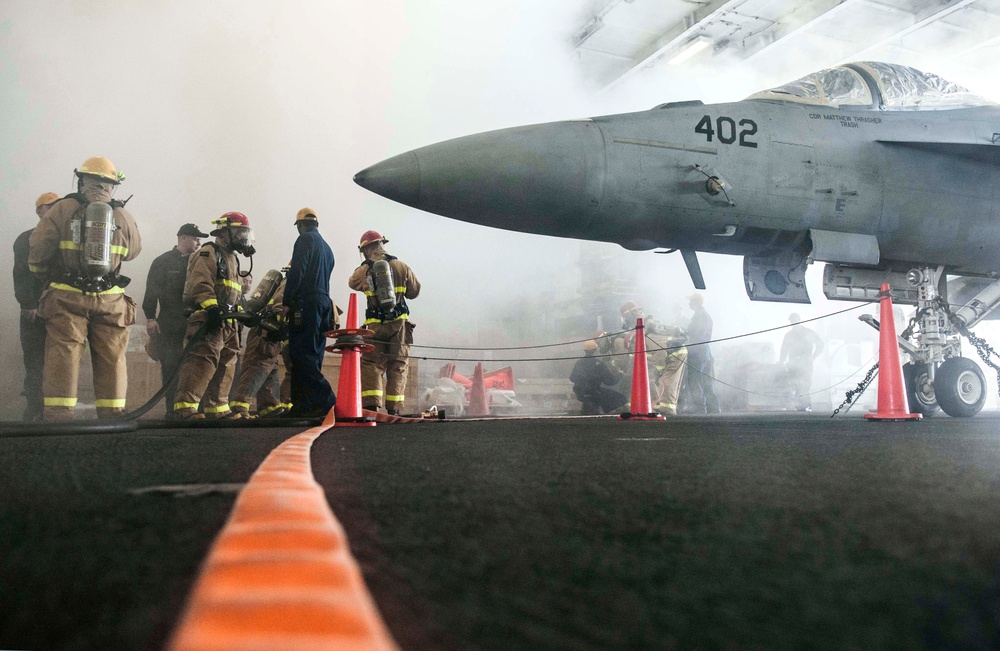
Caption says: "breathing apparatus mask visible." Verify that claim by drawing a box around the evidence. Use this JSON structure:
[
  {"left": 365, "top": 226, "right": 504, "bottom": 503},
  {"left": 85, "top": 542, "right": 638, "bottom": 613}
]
[{"left": 227, "top": 227, "right": 256, "bottom": 256}]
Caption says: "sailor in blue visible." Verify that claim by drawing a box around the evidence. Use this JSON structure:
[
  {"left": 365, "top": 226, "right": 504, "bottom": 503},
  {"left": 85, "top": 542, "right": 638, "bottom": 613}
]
[{"left": 281, "top": 207, "right": 337, "bottom": 418}]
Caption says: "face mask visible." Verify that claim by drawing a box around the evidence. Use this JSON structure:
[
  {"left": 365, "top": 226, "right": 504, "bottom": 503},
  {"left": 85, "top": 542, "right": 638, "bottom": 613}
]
[{"left": 228, "top": 227, "right": 256, "bottom": 256}]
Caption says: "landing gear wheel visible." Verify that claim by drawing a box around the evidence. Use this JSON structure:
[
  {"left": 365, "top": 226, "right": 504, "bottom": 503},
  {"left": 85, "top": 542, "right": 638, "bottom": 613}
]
[
  {"left": 903, "top": 362, "right": 939, "bottom": 416},
  {"left": 934, "top": 357, "right": 987, "bottom": 418}
]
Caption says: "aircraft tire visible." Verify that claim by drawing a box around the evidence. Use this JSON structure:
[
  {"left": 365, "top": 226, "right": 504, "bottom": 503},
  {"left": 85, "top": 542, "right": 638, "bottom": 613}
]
[
  {"left": 934, "top": 357, "right": 987, "bottom": 418},
  {"left": 902, "top": 362, "right": 939, "bottom": 416}
]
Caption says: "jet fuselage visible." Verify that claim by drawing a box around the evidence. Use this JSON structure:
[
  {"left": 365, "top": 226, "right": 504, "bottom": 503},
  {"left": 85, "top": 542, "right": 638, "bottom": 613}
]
[{"left": 355, "top": 100, "right": 1000, "bottom": 275}]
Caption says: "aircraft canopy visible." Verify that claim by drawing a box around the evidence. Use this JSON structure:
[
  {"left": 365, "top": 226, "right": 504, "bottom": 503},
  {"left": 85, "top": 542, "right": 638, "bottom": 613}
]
[{"left": 746, "top": 62, "right": 996, "bottom": 110}]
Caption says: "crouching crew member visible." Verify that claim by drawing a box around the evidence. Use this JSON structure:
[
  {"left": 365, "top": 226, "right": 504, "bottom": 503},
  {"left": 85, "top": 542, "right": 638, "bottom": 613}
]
[
  {"left": 280, "top": 208, "right": 337, "bottom": 419},
  {"left": 172, "top": 212, "right": 254, "bottom": 419},
  {"left": 28, "top": 157, "right": 141, "bottom": 421},
  {"left": 230, "top": 269, "right": 290, "bottom": 418},
  {"left": 348, "top": 230, "right": 420, "bottom": 415},
  {"left": 571, "top": 340, "right": 627, "bottom": 415}
]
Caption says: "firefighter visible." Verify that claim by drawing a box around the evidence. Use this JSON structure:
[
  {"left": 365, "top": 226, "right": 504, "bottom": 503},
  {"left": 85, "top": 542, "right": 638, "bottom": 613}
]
[
  {"left": 230, "top": 270, "right": 290, "bottom": 418},
  {"left": 172, "top": 212, "right": 254, "bottom": 419},
  {"left": 647, "top": 317, "right": 688, "bottom": 416},
  {"left": 28, "top": 157, "right": 141, "bottom": 421},
  {"left": 348, "top": 230, "right": 421, "bottom": 415},
  {"left": 14, "top": 192, "right": 60, "bottom": 421},
  {"left": 280, "top": 208, "right": 337, "bottom": 419},
  {"left": 142, "top": 223, "right": 208, "bottom": 417}
]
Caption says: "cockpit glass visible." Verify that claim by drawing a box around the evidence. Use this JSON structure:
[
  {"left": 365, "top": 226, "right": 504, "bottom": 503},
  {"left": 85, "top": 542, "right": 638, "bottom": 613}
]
[
  {"left": 746, "top": 66, "right": 871, "bottom": 107},
  {"left": 855, "top": 61, "right": 995, "bottom": 109},
  {"left": 746, "top": 62, "right": 996, "bottom": 110},
  {"left": 820, "top": 68, "right": 871, "bottom": 105}
]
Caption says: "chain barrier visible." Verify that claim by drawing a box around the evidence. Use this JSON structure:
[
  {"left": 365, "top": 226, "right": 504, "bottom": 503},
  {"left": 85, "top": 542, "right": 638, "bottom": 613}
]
[
  {"left": 406, "top": 305, "right": 881, "bottom": 409},
  {"left": 411, "top": 328, "right": 633, "bottom": 352},
  {"left": 409, "top": 303, "right": 869, "bottom": 363},
  {"left": 830, "top": 362, "right": 879, "bottom": 418},
  {"left": 643, "top": 333, "right": 879, "bottom": 402}
]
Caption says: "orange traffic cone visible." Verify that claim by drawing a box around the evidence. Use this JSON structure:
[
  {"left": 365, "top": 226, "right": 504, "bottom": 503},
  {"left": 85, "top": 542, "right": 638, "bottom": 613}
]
[
  {"left": 325, "top": 293, "right": 377, "bottom": 427},
  {"left": 468, "top": 362, "right": 490, "bottom": 417},
  {"left": 865, "top": 283, "right": 921, "bottom": 421},
  {"left": 620, "top": 318, "right": 664, "bottom": 421}
]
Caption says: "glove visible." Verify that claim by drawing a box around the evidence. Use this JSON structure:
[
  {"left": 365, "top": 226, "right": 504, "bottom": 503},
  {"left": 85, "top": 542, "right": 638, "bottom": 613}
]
[
  {"left": 233, "top": 311, "right": 261, "bottom": 328},
  {"left": 205, "top": 305, "right": 223, "bottom": 329}
]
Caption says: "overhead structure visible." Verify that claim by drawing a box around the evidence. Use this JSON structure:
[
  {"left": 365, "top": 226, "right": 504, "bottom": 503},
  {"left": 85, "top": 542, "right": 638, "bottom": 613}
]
[{"left": 570, "top": 0, "right": 1000, "bottom": 91}]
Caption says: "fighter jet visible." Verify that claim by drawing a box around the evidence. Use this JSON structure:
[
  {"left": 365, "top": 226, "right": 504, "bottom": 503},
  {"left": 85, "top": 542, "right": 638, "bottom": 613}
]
[{"left": 355, "top": 62, "right": 1000, "bottom": 417}]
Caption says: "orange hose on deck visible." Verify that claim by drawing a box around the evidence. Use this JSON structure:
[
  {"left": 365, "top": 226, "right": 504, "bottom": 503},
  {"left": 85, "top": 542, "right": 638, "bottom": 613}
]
[{"left": 167, "top": 414, "right": 399, "bottom": 651}]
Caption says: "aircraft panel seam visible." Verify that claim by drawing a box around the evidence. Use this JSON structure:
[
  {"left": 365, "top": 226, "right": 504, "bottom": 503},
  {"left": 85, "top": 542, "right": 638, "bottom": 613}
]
[{"left": 612, "top": 137, "right": 718, "bottom": 155}]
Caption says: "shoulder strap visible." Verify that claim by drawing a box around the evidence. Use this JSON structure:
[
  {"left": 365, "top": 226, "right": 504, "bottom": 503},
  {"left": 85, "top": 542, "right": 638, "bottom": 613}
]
[{"left": 204, "top": 242, "right": 227, "bottom": 279}]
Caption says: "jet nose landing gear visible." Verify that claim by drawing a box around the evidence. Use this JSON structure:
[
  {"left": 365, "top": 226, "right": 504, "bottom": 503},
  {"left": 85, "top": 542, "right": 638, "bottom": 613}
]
[{"left": 856, "top": 266, "right": 1000, "bottom": 418}]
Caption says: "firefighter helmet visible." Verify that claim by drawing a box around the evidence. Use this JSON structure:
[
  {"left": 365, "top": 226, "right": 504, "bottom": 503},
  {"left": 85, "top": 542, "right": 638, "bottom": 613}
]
[
  {"left": 619, "top": 301, "right": 641, "bottom": 316},
  {"left": 295, "top": 207, "right": 318, "bottom": 224},
  {"left": 75, "top": 156, "right": 124, "bottom": 184},
  {"left": 211, "top": 211, "right": 251, "bottom": 234},
  {"left": 35, "top": 192, "right": 60, "bottom": 209},
  {"left": 359, "top": 230, "right": 387, "bottom": 250}
]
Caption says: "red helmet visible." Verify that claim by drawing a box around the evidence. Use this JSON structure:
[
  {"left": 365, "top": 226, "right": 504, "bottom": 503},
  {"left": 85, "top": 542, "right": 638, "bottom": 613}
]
[
  {"left": 359, "top": 229, "right": 388, "bottom": 250},
  {"left": 218, "top": 212, "right": 249, "bottom": 227},
  {"left": 211, "top": 211, "right": 250, "bottom": 234},
  {"left": 619, "top": 300, "right": 641, "bottom": 316}
]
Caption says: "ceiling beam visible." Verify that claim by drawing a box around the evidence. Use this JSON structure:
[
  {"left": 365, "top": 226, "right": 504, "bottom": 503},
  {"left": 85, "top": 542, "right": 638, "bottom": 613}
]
[
  {"left": 945, "top": 31, "right": 1000, "bottom": 61},
  {"left": 598, "top": 0, "right": 746, "bottom": 93},
  {"left": 835, "top": 0, "right": 982, "bottom": 62},
  {"left": 737, "top": 0, "right": 859, "bottom": 63},
  {"left": 572, "top": 0, "right": 629, "bottom": 48}
]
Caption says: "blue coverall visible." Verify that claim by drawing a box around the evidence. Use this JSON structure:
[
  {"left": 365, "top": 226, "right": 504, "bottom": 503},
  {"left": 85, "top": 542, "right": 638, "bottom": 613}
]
[{"left": 283, "top": 228, "right": 336, "bottom": 416}]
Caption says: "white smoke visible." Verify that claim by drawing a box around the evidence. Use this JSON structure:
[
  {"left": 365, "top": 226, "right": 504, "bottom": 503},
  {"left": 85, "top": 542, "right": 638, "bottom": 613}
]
[{"left": 1, "top": 1, "right": 996, "bottom": 418}]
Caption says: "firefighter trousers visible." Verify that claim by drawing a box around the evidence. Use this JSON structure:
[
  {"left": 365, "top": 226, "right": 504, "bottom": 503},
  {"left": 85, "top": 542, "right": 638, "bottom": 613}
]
[
  {"left": 37, "top": 287, "right": 135, "bottom": 421},
  {"left": 173, "top": 319, "right": 239, "bottom": 417},
  {"left": 230, "top": 330, "right": 284, "bottom": 415},
  {"left": 361, "top": 319, "right": 412, "bottom": 413},
  {"left": 652, "top": 347, "right": 687, "bottom": 415}
]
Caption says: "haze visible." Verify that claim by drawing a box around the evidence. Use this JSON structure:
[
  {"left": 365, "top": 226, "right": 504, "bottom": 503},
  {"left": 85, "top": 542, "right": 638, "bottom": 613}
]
[{"left": 2, "top": 0, "right": 998, "bottom": 419}]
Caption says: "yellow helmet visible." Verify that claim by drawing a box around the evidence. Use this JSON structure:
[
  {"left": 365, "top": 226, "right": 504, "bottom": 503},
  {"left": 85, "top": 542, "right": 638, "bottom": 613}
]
[
  {"left": 75, "top": 156, "right": 124, "bottom": 184},
  {"left": 295, "top": 207, "right": 318, "bottom": 224},
  {"left": 35, "top": 192, "right": 60, "bottom": 209}
]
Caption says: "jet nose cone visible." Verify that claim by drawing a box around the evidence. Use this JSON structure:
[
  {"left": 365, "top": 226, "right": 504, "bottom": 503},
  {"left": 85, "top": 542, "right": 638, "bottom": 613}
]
[
  {"left": 354, "top": 150, "right": 420, "bottom": 207},
  {"left": 354, "top": 120, "right": 607, "bottom": 239}
]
